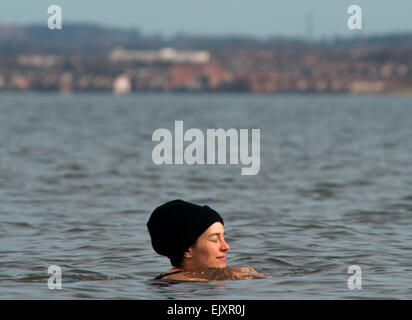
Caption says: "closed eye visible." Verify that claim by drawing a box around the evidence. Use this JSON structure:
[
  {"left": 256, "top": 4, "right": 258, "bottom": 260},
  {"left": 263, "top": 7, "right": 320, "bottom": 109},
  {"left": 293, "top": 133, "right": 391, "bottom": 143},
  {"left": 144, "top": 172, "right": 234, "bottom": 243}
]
[{"left": 208, "top": 232, "right": 226, "bottom": 243}]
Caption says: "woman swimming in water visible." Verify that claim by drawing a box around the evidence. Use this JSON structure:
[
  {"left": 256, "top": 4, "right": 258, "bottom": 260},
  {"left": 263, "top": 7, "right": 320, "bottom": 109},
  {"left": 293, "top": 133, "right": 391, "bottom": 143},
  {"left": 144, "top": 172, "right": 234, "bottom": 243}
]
[{"left": 147, "top": 199, "right": 268, "bottom": 281}]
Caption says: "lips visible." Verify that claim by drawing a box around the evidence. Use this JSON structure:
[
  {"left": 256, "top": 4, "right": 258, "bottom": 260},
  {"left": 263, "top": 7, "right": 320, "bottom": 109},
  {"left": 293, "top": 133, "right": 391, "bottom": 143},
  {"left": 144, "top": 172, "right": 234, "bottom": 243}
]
[{"left": 217, "top": 256, "right": 226, "bottom": 261}]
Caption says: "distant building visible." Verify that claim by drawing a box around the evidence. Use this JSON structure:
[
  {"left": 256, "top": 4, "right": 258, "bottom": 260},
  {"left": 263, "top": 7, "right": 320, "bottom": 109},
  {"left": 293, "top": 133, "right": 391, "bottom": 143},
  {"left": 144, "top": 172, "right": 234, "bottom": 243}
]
[
  {"left": 17, "top": 55, "right": 61, "bottom": 68},
  {"left": 10, "top": 73, "right": 30, "bottom": 90},
  {"left": 58, "top": 72, "right": 73, "bottom": 93},
  {"left": 349, "top": 80, "right": 386, "bottom": 93},
  {"left": 110, "top": 47, "right": 210, "bottom": 64},
  {"left": 113, "top": 74, "right": 131, "bottom": 94}
]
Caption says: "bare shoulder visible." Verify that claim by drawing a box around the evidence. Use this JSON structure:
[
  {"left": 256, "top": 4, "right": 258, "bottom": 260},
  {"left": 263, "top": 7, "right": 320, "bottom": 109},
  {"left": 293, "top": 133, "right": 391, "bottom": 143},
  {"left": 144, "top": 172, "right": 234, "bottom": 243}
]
[
  {"left": 157, "top": 268, "right": 209, "bottom": 282},
  {"left": 165, "top": 272, "right": 210, "bottom": 282},
  {"left": 161, "top": 267, "right": 270, "bottom": 281},
  {"left": 229, "top": 266, "right": 271, "bottom": 279}
]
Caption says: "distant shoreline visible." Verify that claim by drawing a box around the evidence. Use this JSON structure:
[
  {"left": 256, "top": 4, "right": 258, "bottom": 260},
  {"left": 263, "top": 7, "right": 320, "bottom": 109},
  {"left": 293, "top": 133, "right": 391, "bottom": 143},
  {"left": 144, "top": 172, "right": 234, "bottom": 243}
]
[{"left": 1, "top": 90, "right": 411, "bottom": 96}]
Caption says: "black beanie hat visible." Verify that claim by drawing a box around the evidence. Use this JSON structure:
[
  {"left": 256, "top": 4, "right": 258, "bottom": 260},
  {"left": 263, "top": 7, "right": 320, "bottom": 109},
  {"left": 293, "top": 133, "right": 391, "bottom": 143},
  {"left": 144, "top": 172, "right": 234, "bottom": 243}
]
[{"left": 147, "top": 199, "right": 224, "bottom": 260}]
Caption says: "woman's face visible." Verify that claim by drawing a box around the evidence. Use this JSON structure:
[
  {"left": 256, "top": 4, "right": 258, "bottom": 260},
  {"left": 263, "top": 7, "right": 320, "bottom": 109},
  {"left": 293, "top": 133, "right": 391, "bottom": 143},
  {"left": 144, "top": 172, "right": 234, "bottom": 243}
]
[{"left": 185, "top": 222, "right": 230, "bottom": 269}]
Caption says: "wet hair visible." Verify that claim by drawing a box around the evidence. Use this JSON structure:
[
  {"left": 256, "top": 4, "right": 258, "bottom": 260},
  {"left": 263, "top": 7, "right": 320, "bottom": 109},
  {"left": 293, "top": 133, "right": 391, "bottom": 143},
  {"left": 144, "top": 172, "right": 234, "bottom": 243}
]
[{"left": 170, "top": 254, "right": 183, "bottom": 268}]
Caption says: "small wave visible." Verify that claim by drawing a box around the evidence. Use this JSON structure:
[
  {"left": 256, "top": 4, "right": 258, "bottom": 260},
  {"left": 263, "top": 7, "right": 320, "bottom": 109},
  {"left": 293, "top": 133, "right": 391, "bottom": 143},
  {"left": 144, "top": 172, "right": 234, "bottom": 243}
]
[
  {"left": 349, "top": 179, "right": 372, "bottom": 187},
  {"left": 62, "top": 173, "right": 89, "bottom": 179},
  {"left": 314, "top": 182, "right": 344, "bottom": 189},
  {"left": 263, "top": 257, "right": 295, "bottom": 266},
  {"left": 400, "top": 194, "right": 412, "bottom": 202},
  {"left": 271, "top": 267, "right": 323, "bottom": 277},
  {"left": 343, "top": 209, "right": 408, "bottom": 225},
  {"left": 64, "top": 227, "right": 89, "bottom": 233},
  {"left": 15, "top": 274, "right": 50, "bottom": 282},
  {"left": 13, "top": 269, "right": 130, "bottom": 284},
  {"left": 384, "top": 202, "right": 412, "bottom": 213},
  {"left": 6, "top": 222, "right": 34, "bottom": 229},
  {"left": 55, "top": 163, "right": 85, "bottom": 171},
  {"left": 318, "top": 230, "right": 354, "bottom": 240},
  {"left": 296, "top": 188, "right": 336, "bottom": 200}
]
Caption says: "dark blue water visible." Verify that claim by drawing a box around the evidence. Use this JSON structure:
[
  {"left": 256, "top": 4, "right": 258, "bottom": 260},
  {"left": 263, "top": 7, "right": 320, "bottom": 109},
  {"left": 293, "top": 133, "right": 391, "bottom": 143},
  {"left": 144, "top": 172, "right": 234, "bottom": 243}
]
[{"left": 1, "top": 93, "right": 412, "bottom": 299}]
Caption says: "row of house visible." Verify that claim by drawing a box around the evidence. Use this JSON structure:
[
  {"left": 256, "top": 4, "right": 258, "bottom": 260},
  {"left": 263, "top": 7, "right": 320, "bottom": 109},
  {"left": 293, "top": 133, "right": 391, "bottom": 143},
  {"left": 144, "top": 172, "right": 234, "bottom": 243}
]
[{"left": 0, "top": 46, "right": 411, "bottom": 93}]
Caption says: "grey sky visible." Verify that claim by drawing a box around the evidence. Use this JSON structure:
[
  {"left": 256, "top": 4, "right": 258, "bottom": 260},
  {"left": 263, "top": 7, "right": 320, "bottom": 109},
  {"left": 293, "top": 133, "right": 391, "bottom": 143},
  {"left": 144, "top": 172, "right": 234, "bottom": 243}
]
[{"left": 1, "top": 0, "right": 411, "bottom": 39}]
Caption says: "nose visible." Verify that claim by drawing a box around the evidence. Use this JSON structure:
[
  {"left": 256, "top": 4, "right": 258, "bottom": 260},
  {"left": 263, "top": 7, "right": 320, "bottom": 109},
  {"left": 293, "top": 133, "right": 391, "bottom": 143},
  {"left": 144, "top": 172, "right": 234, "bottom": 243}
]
[{"left": 221, "top": 239, "right": 230, "bottom": 252}]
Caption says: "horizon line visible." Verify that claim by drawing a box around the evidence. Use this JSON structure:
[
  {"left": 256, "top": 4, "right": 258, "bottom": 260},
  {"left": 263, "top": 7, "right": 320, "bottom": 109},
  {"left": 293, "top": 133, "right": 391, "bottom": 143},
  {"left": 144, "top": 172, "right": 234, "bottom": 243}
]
[{"left": 1, "top": 22, "right": 412, "bottom": 42}]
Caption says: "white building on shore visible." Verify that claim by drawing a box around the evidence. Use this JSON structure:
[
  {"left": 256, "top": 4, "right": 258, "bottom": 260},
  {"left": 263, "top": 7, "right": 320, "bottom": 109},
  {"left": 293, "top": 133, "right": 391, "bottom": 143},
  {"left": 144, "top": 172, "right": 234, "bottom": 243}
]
[
  {"left": 113, "top": 74, "right": 131, "bottom": 94},
  {"left": 110, "top": 47, "right": 210, "bottom": 64}
]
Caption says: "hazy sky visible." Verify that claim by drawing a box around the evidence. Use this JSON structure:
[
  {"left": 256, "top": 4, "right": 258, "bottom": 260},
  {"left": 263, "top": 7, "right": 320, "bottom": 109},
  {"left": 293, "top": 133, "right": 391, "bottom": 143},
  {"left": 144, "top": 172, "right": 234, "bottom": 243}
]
[{"left": 1, "top": 0, "right": 411, "bottom": 39}]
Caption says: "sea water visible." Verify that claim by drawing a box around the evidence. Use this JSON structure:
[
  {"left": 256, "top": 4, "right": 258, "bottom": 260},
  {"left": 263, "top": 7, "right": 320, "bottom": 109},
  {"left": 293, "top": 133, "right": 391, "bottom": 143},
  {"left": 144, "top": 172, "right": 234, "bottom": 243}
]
[{"left": 1, "top": 92, "right": 412, "bottom": 299}]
